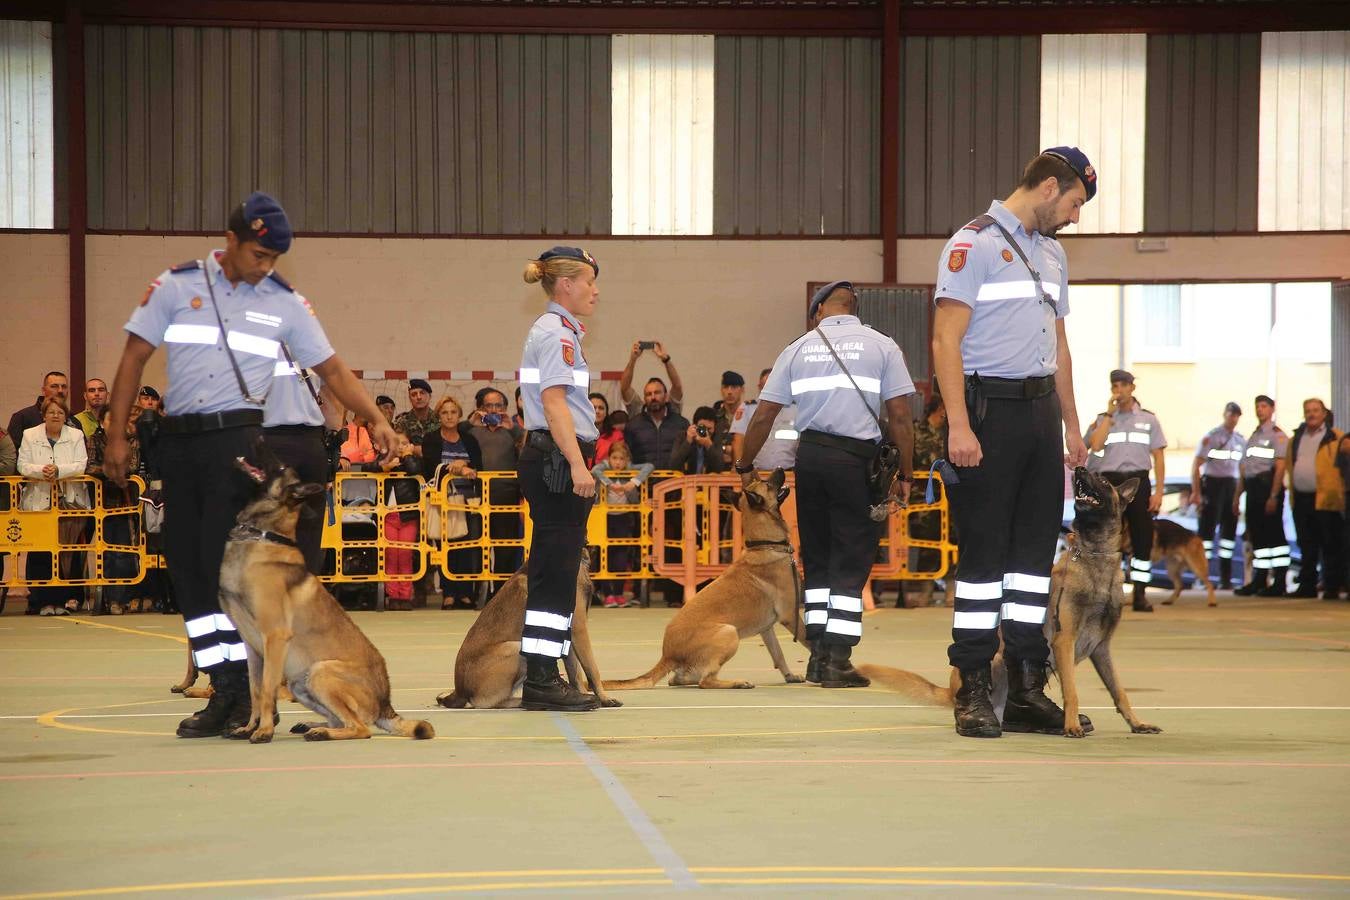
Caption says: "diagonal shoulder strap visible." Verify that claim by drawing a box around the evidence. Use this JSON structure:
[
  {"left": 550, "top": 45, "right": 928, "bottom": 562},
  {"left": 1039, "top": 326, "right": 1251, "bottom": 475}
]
[
  {"left": 813, "top": 327, "right": 884, "bottom": 434},
  {"left": 200, "top": 259, "right": 266, "bottom": 406},
  {"left": 988, "top": 223, "right": 1058, "bottom": 316}
]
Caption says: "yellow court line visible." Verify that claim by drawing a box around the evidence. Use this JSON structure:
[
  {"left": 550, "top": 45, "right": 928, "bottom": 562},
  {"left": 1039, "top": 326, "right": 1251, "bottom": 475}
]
[
  {"left": 35, "top": 699, "right": 188, "bottom": 738},
  {"left": 52, "top": 617, "right": 186, "bottom": 644},
  {"left": 2, "top": 865, "right": 1345, "bottom": 899},
  {"left": 300, "top": 879, "right": 672, "bottom": 898}
]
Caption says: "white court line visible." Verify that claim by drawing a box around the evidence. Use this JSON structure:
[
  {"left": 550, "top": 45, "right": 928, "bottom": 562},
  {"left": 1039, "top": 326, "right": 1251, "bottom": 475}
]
[{"left": 4, "top": 704, "right": 1350, "bottom": 721}]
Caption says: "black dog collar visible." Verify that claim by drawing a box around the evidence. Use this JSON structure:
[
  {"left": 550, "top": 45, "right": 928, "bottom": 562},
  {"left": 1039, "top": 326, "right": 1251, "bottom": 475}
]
[
  {"left": 229, "top": 523, "right": 299, "bottom": 549},
  {"left": 744, "top": 539, "right": 793, "bottom": 552}
]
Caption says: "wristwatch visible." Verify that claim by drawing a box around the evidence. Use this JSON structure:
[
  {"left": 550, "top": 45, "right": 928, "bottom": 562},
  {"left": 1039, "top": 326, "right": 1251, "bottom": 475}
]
[{"left": 734, "top": 460, "right": 755, "bottom": 475}]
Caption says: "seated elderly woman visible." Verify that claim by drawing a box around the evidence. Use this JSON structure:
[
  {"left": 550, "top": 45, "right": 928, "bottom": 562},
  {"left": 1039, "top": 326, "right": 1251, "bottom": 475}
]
[{"left": 18, "top": 397, "right": 89, "bottom": 616}]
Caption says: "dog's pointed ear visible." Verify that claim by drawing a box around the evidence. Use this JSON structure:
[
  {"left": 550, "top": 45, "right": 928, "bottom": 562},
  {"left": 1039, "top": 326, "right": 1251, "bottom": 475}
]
[
  {"left": 769, "top": 467, "right": 786, "bottom": 491},
  {"left": 744, "top": 487, "right": 766, "bottom": 509},
  {"left": 1115, "top": 477, "right": 1141, "bottom": 508},
  {"left": 776, "top": 486, "right": 791, "bottom": 506},
  {"left": 235, "top": 456, "right": 268, "bottom": 484}
]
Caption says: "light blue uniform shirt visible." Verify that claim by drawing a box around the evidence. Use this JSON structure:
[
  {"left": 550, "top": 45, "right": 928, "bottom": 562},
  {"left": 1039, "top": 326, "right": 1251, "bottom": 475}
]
[
  {"left": 519, "top": 301, "right": 598, "bottom": 443},
  {"left": 759, "top": 315, "right": 915, "bottom": 442},
  {"left": 935, "top": 200, "right": 1070, "bottom": 378},
  {"left": 1242, "top": 421, "right": 1288, "bottom": 479},
  {"left": 264, "top": 365, "right": 324, "bottom": 427},
  {"left": 729, "top": 398, "right": 799, "bottom": 470},
  {"left": 1197, "top": 425, "right": 1246, "bottom": 479},
  {"left": 126, "top": 252, "right": 334, "bottom": 416},
  {"left": 1085, "top": 405, "right": 1166, "bottom": 473}
]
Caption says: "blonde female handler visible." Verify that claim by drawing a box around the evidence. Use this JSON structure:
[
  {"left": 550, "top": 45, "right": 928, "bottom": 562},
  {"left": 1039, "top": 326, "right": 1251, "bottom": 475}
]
[{"left": 516, "top": 247, "right": 608, "bottom": 711}]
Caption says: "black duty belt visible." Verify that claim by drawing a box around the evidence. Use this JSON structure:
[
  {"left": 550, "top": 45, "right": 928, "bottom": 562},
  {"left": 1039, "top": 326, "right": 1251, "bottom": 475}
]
[
  {"left": 160, "top": 409, "right": 264, "bottom": 434},
  {"left": 263, "top": 424, "right": 325, "bottom": 436},
  {"left": 798, "top": 429, "right": 878, "bottom": 461},
  {"left": 967, "top": 374, "right": 1057, "bottom": 400},
  {"left": 526, "top": 429, "right": 597, "bottom": 461}
]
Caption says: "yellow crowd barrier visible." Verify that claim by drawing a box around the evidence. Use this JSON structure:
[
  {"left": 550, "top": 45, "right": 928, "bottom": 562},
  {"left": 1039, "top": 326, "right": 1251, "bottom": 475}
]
[
  {"left": 1, "top": 470, "right": 955, "bottom": 592},
  {"left": 1, "top": 475, "right": 150, "bottom": 587}
]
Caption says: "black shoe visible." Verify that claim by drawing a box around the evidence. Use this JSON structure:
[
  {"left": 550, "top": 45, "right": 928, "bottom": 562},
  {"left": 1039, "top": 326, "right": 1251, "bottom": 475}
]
[
  {"left": 521, "top": 656, "right": 600, "bottom": 711},
  {"left": 804, "top": 643, "right": 824, "bottom": 684},
  {"left": 1233, "top": 581, "right": 1263, "bottom": 596},
  {"left": 177, "top": 665, "right": 244, "bottom": 738},
  {"left": 819, "top": 643, "right": 870, "bottom": 688},
  {"left": 1289, "top": 584, "right": 1319, "bottom": 598},
  {"left": 1218, "top": 581, "right": 1233, "bottom": 591},
  {"left": 1324, "top": 588, "right": 1344, "bottom": 601},
  {"left": 953, "top": 666, "right": 1001, "bottom": 738},
  {"left": 1002, "top": 659, "right": 1088, "bottom": 735}
]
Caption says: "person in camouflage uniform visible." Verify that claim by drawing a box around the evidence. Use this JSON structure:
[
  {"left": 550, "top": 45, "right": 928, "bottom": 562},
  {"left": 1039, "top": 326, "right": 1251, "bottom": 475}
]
[
  {"left": 393, "top": 378, "right": 438, "bottom": 458},
  {"left": 906, "top": 395, "right": 948, "bottom": 607}
]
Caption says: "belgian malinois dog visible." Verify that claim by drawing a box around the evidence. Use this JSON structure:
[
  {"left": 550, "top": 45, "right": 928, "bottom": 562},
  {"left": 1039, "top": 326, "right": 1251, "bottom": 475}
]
[
  {"left": 860, "top": 468, "right": 1161, "bottom": 738},
  {"left": 436, "top": 558, "right": 619, "bottom": 709},
  {"left": 1141, "top": 519, "right": 1217, "bottom": 607},
  {"left": 602, "top": 470, "right": 809, "bottom": 691},
  {"left": 219, "top": 441, "right": 434, "bottom": 742}
]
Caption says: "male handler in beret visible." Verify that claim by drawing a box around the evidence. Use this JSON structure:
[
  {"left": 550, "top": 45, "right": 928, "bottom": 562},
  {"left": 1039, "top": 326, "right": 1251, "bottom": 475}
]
[
  {"left": 105, "top": 192, "right": 397, "bottom": 738},
  {"left": 932, "top": 148, "right": 1094, "bottom": 738}
]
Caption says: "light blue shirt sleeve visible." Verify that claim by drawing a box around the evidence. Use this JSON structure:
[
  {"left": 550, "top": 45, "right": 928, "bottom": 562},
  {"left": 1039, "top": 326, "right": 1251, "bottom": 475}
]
[
  {"left": 880, "top": 343, "right": 916, "bottom": 401},
  {"left": 280, "top": 291, "right": 336, "bottom": 369},
  {"left": 534, "top": 320, "right": 578, "bottom": 391},
  {"left": 933, "top": 232, "right": 990, "bottom": 308},
  {"left": 758, "top": 341, "right": 799, "bottom": 406},
  {"left": 124, "top": 270, "right": 177, "bottom": 347},
  {"left": 1150, "top": 414, "right": 1168, "bottom": 450},
  {"left": 1052, "top": 241, "right": 1070, "bottom": 319}
]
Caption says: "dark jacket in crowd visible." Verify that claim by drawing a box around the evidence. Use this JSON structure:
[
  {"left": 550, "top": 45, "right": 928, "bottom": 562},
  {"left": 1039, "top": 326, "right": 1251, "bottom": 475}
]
[
  {"left": 668, "top": 430, "right": 727, "bottom": 475},
  {"left": 624, "top": 404, "right": 689, "bottom": 469},
  {"left": 420, "top": 428, "right": 484, "bottom": 484}
]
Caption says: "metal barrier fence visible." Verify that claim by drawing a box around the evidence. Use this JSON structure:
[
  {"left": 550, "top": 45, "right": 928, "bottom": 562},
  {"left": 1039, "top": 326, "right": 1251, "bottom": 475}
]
[{"left": 1, "top": 471, "right": 954, "bottom": 592}]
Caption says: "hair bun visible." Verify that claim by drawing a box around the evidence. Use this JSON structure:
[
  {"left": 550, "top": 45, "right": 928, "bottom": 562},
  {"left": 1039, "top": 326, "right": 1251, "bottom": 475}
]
[{"left": 523, "top": 260, "right": 545, "bottom": 284}]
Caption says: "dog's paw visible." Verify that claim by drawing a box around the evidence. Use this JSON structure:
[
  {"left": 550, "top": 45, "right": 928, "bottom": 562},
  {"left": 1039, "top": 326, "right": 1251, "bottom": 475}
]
[
  {"left": 1130, "top": 722, "right": 1163, "bottom": 734},
  {"left": 1063, "top": 726, "right": 1087, "bottom": 739},
  {"left": 248, "top": 728, "right": 274, "bottom": 744},
  {"left": 290, "top": 722, "right": 313, "bottom": 734},
  {"left": 225, "top": 724, "right": 256, "bottom": 740},
  {"left": 732, "top": 681, "right": 755, "bottom": 689},
  {"left": 599, "top": 697, "right": 623, "bottom": 708},
  {"left": 784, "top": 674, "right": 806, "bottom": 684},
  {"left": 303, "top": 728, "right": 332, "bottom": 742}
]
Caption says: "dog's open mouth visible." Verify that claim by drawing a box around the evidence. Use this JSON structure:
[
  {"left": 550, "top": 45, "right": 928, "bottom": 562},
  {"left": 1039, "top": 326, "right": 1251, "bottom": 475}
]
[{"left": 1073, "top": 468, "right": 1102, "bottom": 509}]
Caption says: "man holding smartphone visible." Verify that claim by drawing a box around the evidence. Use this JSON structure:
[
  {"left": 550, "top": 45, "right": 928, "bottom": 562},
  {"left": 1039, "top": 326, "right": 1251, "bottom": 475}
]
[{"left": 619, "top": 339, "right": 685, "bottom": 417}]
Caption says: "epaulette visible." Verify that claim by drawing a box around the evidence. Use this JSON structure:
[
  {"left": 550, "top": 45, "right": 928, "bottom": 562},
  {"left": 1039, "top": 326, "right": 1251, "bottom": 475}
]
[
  {"left": 169, "top": 260, "right": 200, "bottom": 274},
  {"left": 552, "top": 312, "right": 580, "bottom": 337},
  {"left": 267, "top": 271, "right": 294, "bottom": 292},
  {"left": 961, "top": 214, "right": 996, "bottom": 233}
]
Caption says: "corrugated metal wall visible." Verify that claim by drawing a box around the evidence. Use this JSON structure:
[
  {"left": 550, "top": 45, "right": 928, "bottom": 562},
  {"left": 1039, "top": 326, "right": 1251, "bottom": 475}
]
[
  {"left": 856, "top": 284, "right": 932, "bottom": 409},
  {"left": 1, "top": 20, "right": 56, "bottom": 228},
  {"left": 83, "top": 26, "right": 611, "bottom": 234},
  {"left": 611, "top": 34, "right": 715, "bottom": 235},
  {"left": 1258, "top": 31, "right": 1349, "bottom": 231},
  {"left": 1334, "top": 281, "right": 1350, "bottom": 422},
  {"left": 713, "top": 36, "right": 879, "bottom": 235},
  {"left": 1144, "top": 34, "right": 1261, "bottom": 233},
  {"left": 899, "top": 36, "right": 1041, "bottom": 237},
  {"left": 1040, "top": 34, "right": 1147, "bottom": 234}
]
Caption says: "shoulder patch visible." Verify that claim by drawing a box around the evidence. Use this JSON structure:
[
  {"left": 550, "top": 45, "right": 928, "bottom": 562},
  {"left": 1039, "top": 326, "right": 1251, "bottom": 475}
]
[
  {"left": 140, "top": 278, "right": 161, "bottom": 307},
  {"left": 947, "top": 249, "right": 967, "bottom": 272},
  {"left": 169, "top": 260, "right": 200, "bottom": 274},
  {"left": 561, "top": 342, "right": 576, "bottom": 367},
  {"left": 960, "top": 214, "right": 996, "bottom": 233},
  {"left": 267, "top": 271, "right": 295, "bottom": 292}
]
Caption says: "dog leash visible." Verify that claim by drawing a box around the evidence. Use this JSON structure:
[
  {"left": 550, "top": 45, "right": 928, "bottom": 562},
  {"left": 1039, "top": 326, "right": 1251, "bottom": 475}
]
[
  {"left": 228, "top": 523, "right": 300, "bottom": 549},
  {"left": 744, "top": 539, "right": 805, "bottom": 646}
]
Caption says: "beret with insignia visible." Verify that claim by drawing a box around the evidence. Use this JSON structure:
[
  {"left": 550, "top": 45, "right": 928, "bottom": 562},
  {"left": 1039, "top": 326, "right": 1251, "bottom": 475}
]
[
  {"left": 235, "top": 191, "right": 293, "bottom": 253},
  {"left": 1042, "top": 146, "right": 1097, "bottom": 203},
  {"left": 808, "top": 280, "right": 855, "bottom": 320},
  {"left": 538, "top": 245, "right": 599, "bottom": 275}
]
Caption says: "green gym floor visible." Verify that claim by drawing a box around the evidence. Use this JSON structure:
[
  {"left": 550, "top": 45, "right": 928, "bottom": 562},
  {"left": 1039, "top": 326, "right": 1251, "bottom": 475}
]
[{"left": 2, "top": 593, "right": 1348, "bottom": 899}]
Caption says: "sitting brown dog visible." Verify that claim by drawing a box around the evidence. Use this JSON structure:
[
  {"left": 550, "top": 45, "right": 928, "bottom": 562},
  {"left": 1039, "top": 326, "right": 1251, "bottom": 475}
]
[
  {"left": 436, "top": 558, "right": 618, "bottom": 709},
  {"left": 220, "top": 441, "right": 433, "bottom": 742},
  {"left": 602, "top": 470, "right": 808, "bottom": 691}
]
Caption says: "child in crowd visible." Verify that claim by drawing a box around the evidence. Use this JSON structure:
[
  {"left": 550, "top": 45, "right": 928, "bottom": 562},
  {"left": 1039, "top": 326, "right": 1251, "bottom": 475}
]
[
  {"left": 379, "top": 425, "right": 422, "bottom": 611},
  {"left": 593, "top": 409, "right": 629, "bottom": 469},
  {"left": 591, "top": 440, "right": 653, "bottom": 607}
]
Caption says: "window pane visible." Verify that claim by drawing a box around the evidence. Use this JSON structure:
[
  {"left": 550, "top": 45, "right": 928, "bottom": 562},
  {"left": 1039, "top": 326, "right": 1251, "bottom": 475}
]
[
  {"left": 0, "top": 21, "right": 55, "bottom": 228},
  {"left": 1143, "top": 285, "right": 1182, "bottom": 347}
]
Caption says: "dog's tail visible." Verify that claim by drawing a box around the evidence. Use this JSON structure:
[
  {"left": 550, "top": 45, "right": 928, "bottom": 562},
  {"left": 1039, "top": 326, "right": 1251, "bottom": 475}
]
[
  {"left": 376, "top": 707, "right": 436, "bottom": 739},
  {"left": 601, "top": 658, "right": 675, "bottom": 691},
  {"left": 854, "top": 664, "right": 952, "bottom": 706}
]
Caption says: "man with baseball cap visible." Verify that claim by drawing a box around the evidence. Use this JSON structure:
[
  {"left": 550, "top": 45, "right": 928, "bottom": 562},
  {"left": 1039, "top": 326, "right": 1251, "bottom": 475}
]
[{"left": 1193, "top": 402, "right": 1246, "bottom": 590}]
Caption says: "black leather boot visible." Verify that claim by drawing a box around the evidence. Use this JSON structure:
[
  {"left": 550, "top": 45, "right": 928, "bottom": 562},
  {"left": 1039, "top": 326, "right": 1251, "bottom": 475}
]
[
  {"left": 953, "top": 666, "right": 1001, "bottom": 738},
  {"left": 1003, "top": 659, "right": 1092, "bottom": 735},
  {"left": 1132, "top": 584, "right": 1153, "bottom": 612},
  {"left": 1233, "top": 568, "right": 1266, "bottom": 596},
  {"left": 818, "top": 643, "right": 870, "bottom": 688},
  {"left": 521, "top": 655, "right": 600, "bottom": 711},
  {"left": 1218, "top": 558, "right": 1233, "bottom": 590},
  {"left": 177, "top": 665, "right": 240, "bottom": 738},
  {"left": 805, "top": 642, "right": 824, "bottom": 684}
]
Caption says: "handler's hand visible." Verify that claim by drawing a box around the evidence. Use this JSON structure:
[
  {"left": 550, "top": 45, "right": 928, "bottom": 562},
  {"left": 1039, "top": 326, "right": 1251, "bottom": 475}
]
[
  {"left": 1148, "top": 491, "right": 1163, "bottom": 514},
  {"left": 948, "top": 424, "right": 983, "bottom": 468},
  {"left": 571, "top": 462, "right": 596, "bottom": 499},
  {"left": 369, "top": 420, "right": 400, "bottom": 466},
  {"left": 739, "top": 469, "right": 755, "bottom": 489},
  {"left": 1064, "top": 433, "right": 1088, "bottom": 468},
  {"left": 104, "top": 437, "right": 130, "bottom": 487},
  {"left": 1264, "top": 495, "right": 1278, "bottom": 515}
]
